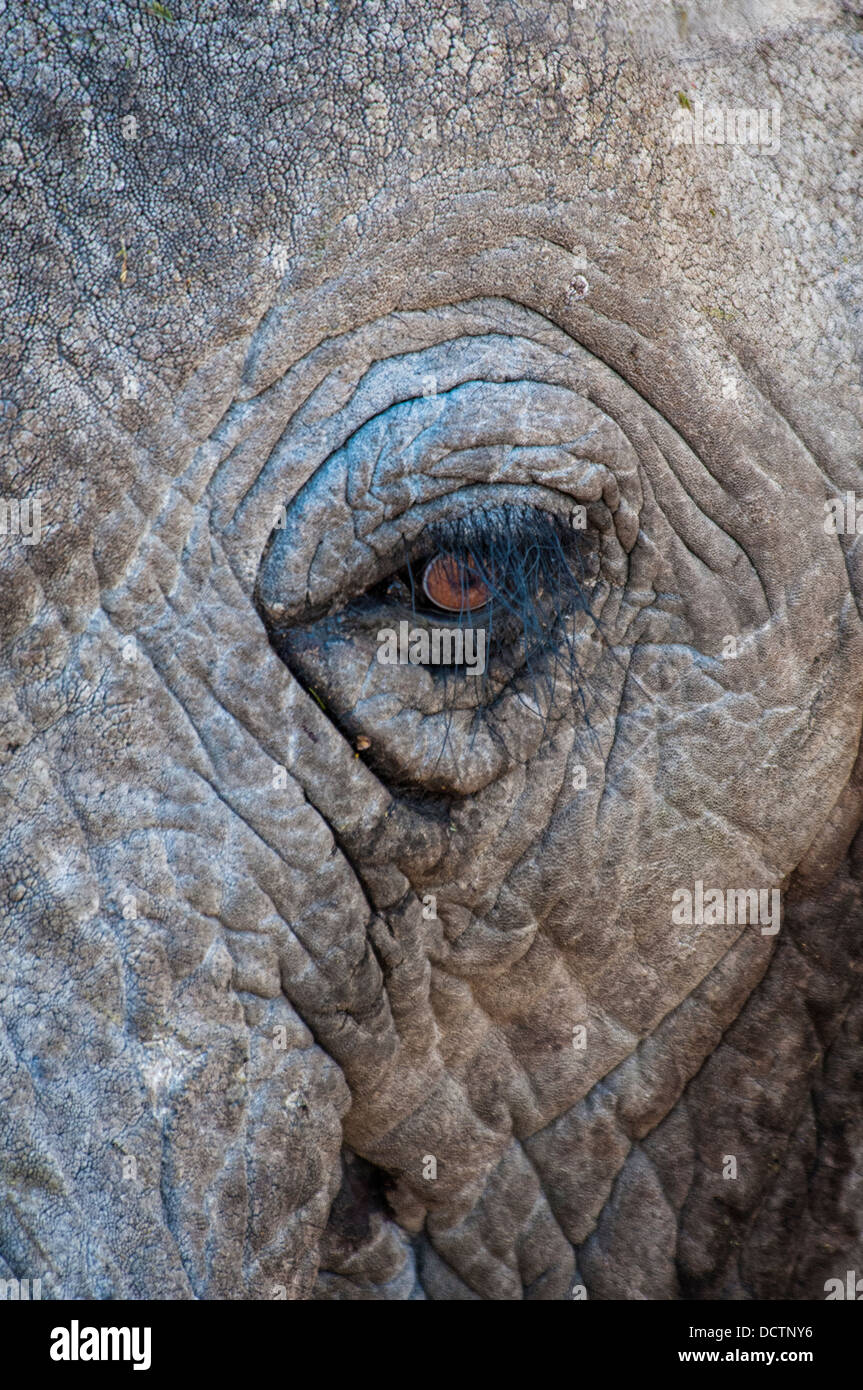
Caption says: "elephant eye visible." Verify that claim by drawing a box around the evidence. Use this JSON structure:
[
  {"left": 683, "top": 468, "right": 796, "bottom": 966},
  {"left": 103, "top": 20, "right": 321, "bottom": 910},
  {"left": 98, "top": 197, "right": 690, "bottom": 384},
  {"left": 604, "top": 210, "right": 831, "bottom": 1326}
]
[
  {"left": 366, "top": 501, "right": 600, "bottom": 675},
  {"left": 421, "top": 553, "right": 491, "bottom": 613},
  {"left": 258, "top": 500, "right": 607, "bottom": 791}
]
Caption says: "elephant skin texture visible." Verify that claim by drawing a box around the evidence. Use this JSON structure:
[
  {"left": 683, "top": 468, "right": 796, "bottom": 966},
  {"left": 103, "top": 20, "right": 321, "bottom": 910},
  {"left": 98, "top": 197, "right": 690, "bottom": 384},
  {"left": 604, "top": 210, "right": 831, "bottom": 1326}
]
[{"left": 1, "top": 0, "right": 862, "bottom": 1300}]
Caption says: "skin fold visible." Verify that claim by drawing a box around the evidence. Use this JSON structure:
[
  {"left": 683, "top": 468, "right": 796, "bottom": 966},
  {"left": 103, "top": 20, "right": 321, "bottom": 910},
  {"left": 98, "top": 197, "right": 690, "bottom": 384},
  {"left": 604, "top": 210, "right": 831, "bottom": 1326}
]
[{"left": 1, "top": 0, "right": 861, "bottom": 1299}]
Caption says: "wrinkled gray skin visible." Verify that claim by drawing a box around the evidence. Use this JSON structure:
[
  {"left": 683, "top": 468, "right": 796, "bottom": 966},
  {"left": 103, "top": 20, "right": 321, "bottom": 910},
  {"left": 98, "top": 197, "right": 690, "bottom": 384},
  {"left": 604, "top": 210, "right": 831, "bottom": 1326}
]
[{"left": 1, "top": 0, "right": 862, "bottom": 1300}]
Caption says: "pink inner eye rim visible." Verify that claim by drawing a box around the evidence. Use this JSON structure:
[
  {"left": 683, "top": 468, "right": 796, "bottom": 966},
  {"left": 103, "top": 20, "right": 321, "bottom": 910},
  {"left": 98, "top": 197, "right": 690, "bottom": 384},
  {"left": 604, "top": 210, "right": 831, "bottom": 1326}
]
[{"left": 421, "top": 552, "right": 491, "bottom": 612}]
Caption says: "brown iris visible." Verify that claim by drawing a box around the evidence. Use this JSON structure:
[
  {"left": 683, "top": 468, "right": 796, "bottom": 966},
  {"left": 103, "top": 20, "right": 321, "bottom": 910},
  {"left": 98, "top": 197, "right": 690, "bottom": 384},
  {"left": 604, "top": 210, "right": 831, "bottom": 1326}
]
[{"left": 421, "top": 552, "right": 491, "bottom": 612}]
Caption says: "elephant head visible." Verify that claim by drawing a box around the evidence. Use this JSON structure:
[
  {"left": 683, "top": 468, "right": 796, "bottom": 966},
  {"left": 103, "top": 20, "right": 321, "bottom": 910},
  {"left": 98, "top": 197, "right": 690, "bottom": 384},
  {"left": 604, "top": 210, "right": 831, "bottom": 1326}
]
[{"left": 1, "top": 0, "right": 861, "bottom": 1300}]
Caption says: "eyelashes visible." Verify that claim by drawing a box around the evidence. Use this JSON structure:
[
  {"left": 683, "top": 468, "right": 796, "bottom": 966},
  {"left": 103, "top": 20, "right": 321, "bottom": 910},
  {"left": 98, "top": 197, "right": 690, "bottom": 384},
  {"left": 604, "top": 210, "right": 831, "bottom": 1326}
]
[{"left": 369, "top": 502, "right": 600, "bottom": 707}]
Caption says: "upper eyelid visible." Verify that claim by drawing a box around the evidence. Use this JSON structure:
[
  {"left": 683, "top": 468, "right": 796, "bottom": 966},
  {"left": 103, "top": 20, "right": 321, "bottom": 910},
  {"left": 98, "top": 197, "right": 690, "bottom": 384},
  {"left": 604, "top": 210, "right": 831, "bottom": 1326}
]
[
  {"left": 250, "top": 357, "right": 639, "bottom": 617},
  {"left": 389, "top": 503, "right": 575, "bottom": 570},
  {"left": 226, "top": 303, "right": 656, "bottom": 605},
  {"left": 256, "top": 482, "right": 588, "bottom": 625}
]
